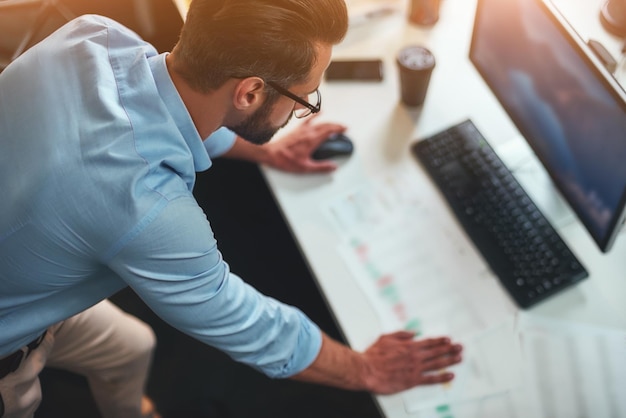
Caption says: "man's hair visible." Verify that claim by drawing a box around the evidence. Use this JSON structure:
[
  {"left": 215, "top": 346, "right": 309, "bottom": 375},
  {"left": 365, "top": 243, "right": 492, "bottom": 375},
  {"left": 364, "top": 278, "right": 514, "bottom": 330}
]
[{"left": 171, "top": 0, "right": 348, "bottom": 93}]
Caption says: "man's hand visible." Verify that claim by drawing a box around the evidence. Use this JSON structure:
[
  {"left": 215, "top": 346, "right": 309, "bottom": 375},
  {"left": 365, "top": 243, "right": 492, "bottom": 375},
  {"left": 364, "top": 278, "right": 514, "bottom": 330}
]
[
  {"left": 262, "top": 116, "right": 347, "bottom": 173},
  {"left": 292, "top": 331, "right": 463, "bottom": 395},
  {"left": 361, "top": 332, "right": 463, "bottom": 394}
]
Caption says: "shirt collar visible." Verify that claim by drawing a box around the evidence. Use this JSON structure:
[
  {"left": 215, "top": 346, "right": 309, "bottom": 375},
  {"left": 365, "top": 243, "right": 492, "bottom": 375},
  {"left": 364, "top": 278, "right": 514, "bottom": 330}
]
[{"left": 148, "top": 53, "right": 211, "bottom": 172}]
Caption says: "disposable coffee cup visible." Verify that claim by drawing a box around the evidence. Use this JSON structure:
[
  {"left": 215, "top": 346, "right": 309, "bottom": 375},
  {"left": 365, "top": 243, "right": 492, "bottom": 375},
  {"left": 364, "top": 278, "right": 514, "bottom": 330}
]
[
  {"left": 408, "top": 0, "right": 440, "bottom": 26},
  {"left": 396, "top": 46, "right": 435, "bottom": 107}
]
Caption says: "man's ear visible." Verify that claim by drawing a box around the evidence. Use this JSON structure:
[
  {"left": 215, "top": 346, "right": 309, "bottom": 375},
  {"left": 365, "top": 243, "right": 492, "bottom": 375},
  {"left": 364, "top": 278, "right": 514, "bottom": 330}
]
[{"left": 232, "top": 77, "right": 266, "bottom": 111}]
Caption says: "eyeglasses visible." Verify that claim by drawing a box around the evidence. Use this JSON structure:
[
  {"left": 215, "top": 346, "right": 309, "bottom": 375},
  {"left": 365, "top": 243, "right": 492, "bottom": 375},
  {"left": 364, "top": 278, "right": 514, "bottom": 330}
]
[{"left": 266, "top": 81, "right": 321, "bottom": 118}]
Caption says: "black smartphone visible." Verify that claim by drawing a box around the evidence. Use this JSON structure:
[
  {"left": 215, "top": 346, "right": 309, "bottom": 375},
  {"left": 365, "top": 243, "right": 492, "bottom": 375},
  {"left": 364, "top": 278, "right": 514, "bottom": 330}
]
[{"left": 324, "top": 59, "right": 384, "bottom": 81}]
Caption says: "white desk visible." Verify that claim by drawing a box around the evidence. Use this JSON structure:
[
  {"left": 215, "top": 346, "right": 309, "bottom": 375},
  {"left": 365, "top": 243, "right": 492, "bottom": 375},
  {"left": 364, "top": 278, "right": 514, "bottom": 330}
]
[{"left": 260, "top": 0, "right": 626, "bottom": 416}]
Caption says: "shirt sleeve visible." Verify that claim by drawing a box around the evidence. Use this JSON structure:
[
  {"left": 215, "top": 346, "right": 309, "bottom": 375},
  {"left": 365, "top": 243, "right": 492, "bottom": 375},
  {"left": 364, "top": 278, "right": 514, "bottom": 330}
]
[
  {"left": 106, "top": 194, "right": 322, "bottom": 378},
  {"left": 203, "top": 127, "right": 237, "bottom": 158}
]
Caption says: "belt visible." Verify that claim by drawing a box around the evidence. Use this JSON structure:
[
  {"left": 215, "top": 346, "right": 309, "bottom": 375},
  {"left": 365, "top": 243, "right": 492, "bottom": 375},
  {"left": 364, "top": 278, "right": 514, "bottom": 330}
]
[{"left": 0, "top": 332, "right": 47, "bottom": 380}]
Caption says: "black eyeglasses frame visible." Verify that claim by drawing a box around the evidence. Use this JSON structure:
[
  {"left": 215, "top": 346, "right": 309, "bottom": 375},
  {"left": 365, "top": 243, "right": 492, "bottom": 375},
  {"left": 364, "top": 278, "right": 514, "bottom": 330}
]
[{"left": 266, "top": 81, "right": 321, "bottom": 118}]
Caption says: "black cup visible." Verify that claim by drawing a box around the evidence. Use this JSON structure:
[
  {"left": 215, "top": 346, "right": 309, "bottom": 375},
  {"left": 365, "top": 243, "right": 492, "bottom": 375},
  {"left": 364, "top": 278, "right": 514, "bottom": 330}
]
[{"left": 396, "top": 46, "right": 436, "bottom": 107}]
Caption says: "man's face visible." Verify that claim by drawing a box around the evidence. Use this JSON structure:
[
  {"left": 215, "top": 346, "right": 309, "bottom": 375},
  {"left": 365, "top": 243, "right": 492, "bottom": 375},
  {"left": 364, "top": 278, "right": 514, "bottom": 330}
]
[
  {"left": 227, "top": 43, "right": 332, "bottom": 145},
  {"left": 227, "top": 95, "right": 292, "bottom": 145}
]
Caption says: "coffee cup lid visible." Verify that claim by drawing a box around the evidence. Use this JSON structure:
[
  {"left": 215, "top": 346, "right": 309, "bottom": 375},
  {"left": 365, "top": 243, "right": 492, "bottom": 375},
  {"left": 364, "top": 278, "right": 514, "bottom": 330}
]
[{"left": 397, "top": 46, "right": 435, "bottom": 70}]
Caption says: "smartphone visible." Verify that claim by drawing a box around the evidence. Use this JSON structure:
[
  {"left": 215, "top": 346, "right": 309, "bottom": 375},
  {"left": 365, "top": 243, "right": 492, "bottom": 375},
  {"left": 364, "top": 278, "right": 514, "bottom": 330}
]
[{"left": 324, "top": 59, "right": 384, "bottom": 81}]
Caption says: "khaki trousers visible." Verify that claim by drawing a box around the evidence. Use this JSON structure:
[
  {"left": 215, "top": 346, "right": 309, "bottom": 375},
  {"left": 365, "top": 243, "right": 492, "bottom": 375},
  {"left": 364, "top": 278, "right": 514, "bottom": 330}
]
[{"left": 0, "top": 299, "right": 156, "bottom": 418}]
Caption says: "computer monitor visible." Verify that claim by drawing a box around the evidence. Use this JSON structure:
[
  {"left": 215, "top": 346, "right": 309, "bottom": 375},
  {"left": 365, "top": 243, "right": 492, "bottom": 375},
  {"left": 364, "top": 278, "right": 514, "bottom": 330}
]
[{"left": 469, "top": 0, "right": 626, "bottom": 252}]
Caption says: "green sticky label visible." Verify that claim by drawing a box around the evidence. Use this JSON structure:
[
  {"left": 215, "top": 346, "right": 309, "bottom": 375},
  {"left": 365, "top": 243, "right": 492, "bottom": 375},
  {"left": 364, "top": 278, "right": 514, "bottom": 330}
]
[
  {"left": 436, "top": 404, "right": 450, "bottom": 413},
  {"left": 404, "top": 318, "right": 421, "bottom": 334}
]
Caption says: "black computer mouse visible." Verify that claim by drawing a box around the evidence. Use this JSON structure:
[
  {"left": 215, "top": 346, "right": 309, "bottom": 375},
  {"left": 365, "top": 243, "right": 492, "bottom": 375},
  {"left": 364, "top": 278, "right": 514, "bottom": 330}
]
[{"left": 311, "top": 133, "right": 354, "bottom": 160}]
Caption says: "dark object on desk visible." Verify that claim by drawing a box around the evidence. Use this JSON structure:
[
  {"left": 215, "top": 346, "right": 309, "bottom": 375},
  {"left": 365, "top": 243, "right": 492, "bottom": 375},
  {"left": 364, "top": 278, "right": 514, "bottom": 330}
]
[
  {"left": 600, "top": 0, "right": 626, "bottom": 37},
  {"left": 324, "top": 59, "right": 383, "bottom": 81},
  {"left": 412, "top": 120, "right": 588, "bottom": 308},
  {"left": 408, "top": 0, "right": 440, "bottom": 26},
  {"left": 587, "top": 39, "right": 618, "bottom": 73},
  {"left": 396, "top": 45, "right": 435, "bottom": 107},
  {"left": 311, "top": 133, "right": 354, "bottom": 160}
]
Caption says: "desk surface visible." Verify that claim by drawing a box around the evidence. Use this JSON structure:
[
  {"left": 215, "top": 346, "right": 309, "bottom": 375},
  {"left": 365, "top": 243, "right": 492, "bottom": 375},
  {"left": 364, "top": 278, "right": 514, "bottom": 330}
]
[{"left": 260, "top": 0, "right": 626, "bottom": 416}]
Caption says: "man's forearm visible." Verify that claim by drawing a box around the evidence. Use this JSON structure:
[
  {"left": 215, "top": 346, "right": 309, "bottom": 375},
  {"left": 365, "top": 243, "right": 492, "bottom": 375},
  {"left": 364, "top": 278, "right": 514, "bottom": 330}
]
[{"left": 291, "top": 332, "right": 369, "bottom": 391}]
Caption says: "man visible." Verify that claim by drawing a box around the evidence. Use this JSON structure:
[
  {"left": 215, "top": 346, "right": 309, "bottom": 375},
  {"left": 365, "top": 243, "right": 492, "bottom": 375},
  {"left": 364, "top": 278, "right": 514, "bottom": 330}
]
[{"left": 0, "top": 0, "right": 463, "bottom": 416}]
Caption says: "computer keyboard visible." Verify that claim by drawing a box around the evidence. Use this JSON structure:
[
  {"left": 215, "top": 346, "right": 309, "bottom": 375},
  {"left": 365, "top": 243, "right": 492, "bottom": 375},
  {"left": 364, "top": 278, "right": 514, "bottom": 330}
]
[{"left": 411, "top": 120, "right": 588, "bottom": 308}]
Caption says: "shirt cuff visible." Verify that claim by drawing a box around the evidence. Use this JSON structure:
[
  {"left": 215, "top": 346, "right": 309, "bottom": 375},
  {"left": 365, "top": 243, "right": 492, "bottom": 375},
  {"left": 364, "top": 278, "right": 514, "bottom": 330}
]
[{"left": 273, "top": 310, "right": 323, "bottom": 378}]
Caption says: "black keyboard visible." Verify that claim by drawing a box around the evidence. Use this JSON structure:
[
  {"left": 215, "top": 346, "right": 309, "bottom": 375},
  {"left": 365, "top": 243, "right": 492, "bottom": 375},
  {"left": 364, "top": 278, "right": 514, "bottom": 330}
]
[{"left": 412, "top": 120, "right": 588, "bottom": 308}]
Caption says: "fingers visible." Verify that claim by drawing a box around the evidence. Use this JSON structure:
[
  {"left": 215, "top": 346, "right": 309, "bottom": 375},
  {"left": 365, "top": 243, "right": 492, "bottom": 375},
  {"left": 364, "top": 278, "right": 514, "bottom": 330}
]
[
  {"left": 415, "top": 337, "right": 462, "bottom": 362},
  {"left": 412, "top": 339, "right": 462, "bottom": 381},
  {"left": 308, "top": 115, "right": 346, "bottom": 137},
  {"left": 414, "top": 336, "right": 452, "bottom": 348},
  {"left": 392, "top": 333, "right": 463, "bottom": 375},
  {"left": 317, "top": 124, "right": 347, "bottom": 140},
  {"left": 419, "top": 371, "right": 455, "bottom": 385},
  {"left": 384, "top": 330, "right": 418, "bottom": 340},
  {"left": 420, "top": 349, "right": 463, "bottom": 371},
  {"left": 417, "top": 339, "right": 462, "bottom": 357},
  {"left": 301, "top": 160, "right": 337, "bottom": 173}
]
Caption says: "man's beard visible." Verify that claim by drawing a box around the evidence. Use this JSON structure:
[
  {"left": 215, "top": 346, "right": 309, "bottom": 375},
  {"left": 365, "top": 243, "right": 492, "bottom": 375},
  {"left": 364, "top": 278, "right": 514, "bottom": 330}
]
[{"left": 227, "top": 100, "right": 293, "bottom": 145}]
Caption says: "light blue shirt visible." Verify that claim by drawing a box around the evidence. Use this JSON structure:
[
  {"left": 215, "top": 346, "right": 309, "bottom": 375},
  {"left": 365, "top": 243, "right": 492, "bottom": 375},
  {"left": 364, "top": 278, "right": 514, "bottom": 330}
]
[{"left": 0, "top": 15, "right": 321, "bottom": 378}]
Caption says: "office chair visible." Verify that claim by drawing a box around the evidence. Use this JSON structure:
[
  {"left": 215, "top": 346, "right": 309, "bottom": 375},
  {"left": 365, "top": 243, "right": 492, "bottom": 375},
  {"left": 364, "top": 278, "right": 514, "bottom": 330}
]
[
  {"left": 0, "top": 0, "right": 183, "bottom": 73},
  {"left": 0, "top": 0, "right": 74, "bottom": 72}
]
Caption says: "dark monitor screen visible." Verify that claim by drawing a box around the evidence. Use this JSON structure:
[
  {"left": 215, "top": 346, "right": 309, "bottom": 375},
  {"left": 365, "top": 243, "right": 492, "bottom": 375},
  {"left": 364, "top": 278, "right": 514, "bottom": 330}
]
[{"left": 470, "top": 0, "right": 626, "bottom": 252}]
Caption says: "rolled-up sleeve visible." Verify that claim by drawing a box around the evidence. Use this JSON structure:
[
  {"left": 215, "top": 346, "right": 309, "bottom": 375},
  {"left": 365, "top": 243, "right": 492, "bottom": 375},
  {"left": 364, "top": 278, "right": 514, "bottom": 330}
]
[{"left": 106, "top": 194, "right": 322, "bottom": 378}]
